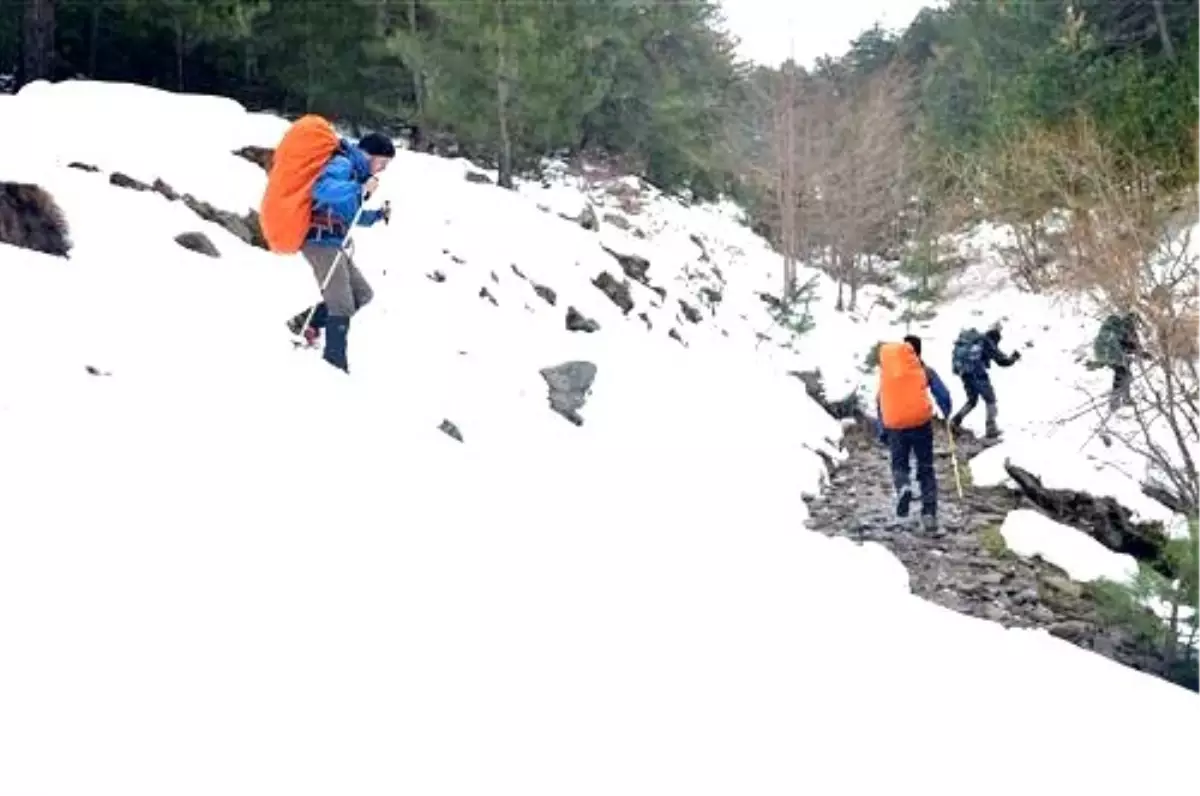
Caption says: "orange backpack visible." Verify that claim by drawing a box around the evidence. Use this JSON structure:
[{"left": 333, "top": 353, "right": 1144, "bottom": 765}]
[
  {"left": 878, "top": 342, "right": 933, "bottom": 430},
  {"left": 259, "top": 115, "right": 341, "bottom": 254}
]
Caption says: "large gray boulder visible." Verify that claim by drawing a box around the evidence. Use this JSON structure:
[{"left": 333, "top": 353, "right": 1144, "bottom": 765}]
[{"left": 539, "top": 361, "right": 598, "bottom": 426}]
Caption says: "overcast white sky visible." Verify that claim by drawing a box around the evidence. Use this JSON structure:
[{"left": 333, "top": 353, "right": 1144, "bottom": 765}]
[{"left": 718, "top": 0, "right": 936, "bottom": 68}]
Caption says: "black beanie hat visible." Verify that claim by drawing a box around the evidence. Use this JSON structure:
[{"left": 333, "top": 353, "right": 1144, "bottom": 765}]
[
  {"left": 903, "top": 334, "right": 922, "bottom": 357},
  {"left": 358, "top": 132, "right": 396, "bottom": 158}
]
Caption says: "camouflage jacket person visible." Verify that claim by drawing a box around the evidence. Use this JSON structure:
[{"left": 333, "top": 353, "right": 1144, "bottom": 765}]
[{"left": 1093, "top": 313, "right": 1142, "bottom": 368}]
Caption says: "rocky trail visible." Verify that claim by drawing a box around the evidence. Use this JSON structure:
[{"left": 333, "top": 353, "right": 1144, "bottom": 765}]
[{"left": 806, "top": 424, "right": 1185, "bottom": 687}]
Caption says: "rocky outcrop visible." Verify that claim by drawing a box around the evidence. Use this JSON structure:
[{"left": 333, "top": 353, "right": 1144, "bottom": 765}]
[
  {"left": 438, "top": 419, "right": 464, "bottom": 442},
  {"left": 539, "top": 361, "right": 597, "bottom": 426},
  {"left": 532, "top": 283, "right": 556, "bottom": 306},
  {"left": 233, "top": 145, "right": 274, "bottom": 172},
  {"left": 787, "top": 369, "right": 862, "bottom": 421},
  {"left": 1004, "top": 463, "right": 1176, "bottom": 576},
  {"left": 565, "top": 306, "right": 600, "bottom": 333},
  {"left": 806, "top": 426, "right": 1188, "bottom": 689},
  {"left": 465, "top": 170, "right": 492, "bottom": 185},
  {"left": 592, "top": 271, "right": 634, "bottom": 314},
  {"left": 106, "top": 171, "right": 266, "bottom": 249},
  {"left": 175, "top": 232, "right": 219, "bottom": 257},
  {"left": 0, "top": 181, "right": 71, "bottom": 257}
]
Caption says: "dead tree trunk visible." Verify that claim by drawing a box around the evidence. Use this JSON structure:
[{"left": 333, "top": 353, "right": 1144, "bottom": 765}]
[
  {"left": 21, "top": 0, "right": 55, "bottom": 85},
  {"left": 494, "top": 0, "right": 514, "bottom": 189}
]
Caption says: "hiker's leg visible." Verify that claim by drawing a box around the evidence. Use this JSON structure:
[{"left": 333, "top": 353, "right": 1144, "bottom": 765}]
[
  {"left": 302, "top": 244, "right": 355, "bottom": 371},
  {"left": 888, "top": 428, "right": 914, "bottom": 518},
  {"left": 302, "top": 244, "right": 356, "bottom": 318},
  {"left": 912, "top": 422, "right": 937, "bottom": 518},
  {"left": 978, "top": 378, "right": 999, "bottom": 437},
  {"left": 346, "top": 258, "right": 374, "bottom": 315},
  {"left": 951, "top": 377, "right": 979, "bottom": 428},
  {"left": 1111, "top": 364, "right": 1132, "bottom": 408}
]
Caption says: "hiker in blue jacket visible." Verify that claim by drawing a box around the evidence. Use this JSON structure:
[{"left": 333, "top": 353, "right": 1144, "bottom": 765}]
[
  {"left": 949, "top": 323, "right": 1021, "bottom": 438},
  {"left": 287, "top": 132, "right": 394, "bottom": 372}
]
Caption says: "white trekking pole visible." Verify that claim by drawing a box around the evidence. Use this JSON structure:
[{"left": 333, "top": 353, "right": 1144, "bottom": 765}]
[{"left": 296, "top": 182, "right": 380, "bottom": 336}]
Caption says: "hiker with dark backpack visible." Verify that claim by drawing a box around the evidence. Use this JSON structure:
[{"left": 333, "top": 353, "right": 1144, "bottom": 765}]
[
  {"left": 1093, "top": 312, "right": 1143, "bottom": 411},
  {"left": 948, "top": 322, "right": 1020, "bottom": 439},
  {"left": 260, "top": 115, "right": 395, "bottom": 373},
  {"left": 875, "top": 335, "right": 953, "bottom": 531}
]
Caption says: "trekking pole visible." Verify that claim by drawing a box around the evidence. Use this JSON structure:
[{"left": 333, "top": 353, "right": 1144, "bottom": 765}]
[
  {"left": 296, "top": 190, "right": 370, "bottom": 336},
  {"left": 945, "top": 417, "right": 964, "bottom": 499}
]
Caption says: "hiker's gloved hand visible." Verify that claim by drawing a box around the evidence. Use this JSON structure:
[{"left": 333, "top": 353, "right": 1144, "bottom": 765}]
[
  {"left": 363, "top": 176, "right": 380, "bottom": 199},
  {"left": 380, "top": 201, "right": 392, "bottom": 225},
  {"left": 1011, "top": 350, "right": 1022, "bottom": 363}
]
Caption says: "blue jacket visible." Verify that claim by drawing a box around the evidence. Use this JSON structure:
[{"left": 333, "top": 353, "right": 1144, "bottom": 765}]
[
  {"left": 875, "top": 365, "right": 952, "bottom": 441},
  {"left": 306, "top": 141, "right": 386, "bottom": 247}
]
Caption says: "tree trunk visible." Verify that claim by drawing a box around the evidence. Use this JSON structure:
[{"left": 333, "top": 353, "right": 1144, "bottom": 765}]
[
  {"left": 408, "top": 0, "right": 426, "bottom": 148},
  {"left": 494, "top": 0, "right": 514, "bottom": 189},
  {"left": 21, "top": 0, "right": 56, "bottom": 85},
  {"left": 1151, "top": 0, "right": 1175, "bottom": 60},
  {"left": 88, "top": 1, "right": 101, "bottom": 78},
  {"left": 174, "top": 16, "right": 184, "bottom": 91}
]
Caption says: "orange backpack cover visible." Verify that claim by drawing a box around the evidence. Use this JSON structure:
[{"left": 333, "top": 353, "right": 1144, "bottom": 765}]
[
  {"left": 878, "top": 342, "right": 933, "bottom": 430},
  {"left": 260, "top": 115, "right": 341, "bottom": 254}
]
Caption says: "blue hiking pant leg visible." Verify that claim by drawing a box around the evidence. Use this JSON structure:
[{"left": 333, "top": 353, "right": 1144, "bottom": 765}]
[{"left": 888, "top": 423, "right": 937, "bottom": 518}]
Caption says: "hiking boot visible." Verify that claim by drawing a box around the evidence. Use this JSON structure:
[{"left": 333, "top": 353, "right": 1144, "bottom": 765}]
[
  {"left": 984, "top": 422, "right": 1001, "bottom": 440},
  {"left": 894, "top": 484, "right": 913, "bottom": 520},
  {"left": 323, "top": 315, "right": 351, "bottom": 373},
  {"left": 302, "top": 326, "right": 321, "bottom": 348},
  {"left": 919, "top": 514, "right": 939, "bottom": 533}
]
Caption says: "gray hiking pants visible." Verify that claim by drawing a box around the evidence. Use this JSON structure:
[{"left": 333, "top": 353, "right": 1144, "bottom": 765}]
[{"left": 301, "top": 243, "right": 374, "bottom": 318}]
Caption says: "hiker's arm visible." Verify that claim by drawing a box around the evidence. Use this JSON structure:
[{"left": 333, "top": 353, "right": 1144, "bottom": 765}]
[
  {"left": 988, "top": 338, "right": 1017, "bottom": 369},
  {"left": 875, "top": 395, "right": 888, "bottom": 443},
  {"left": 356, "top": 208, "right": 384, "bottom": 227},
  {"left": 926, "top": 367, "right": 953, "bottom": 418},
  {"left": 312, "top": 158, "right": 362, "bottom": 224}
]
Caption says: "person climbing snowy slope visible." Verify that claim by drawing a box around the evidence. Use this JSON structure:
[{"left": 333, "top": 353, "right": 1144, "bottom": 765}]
[
  {"left": 875, "top": 335, "right": 953, "bottom": 531},
  {"left": 283, "top": 131, "right": 394, "bottom": 371},
  {"left": 948, "top": 322, "right": 1021, "bottom": 439}
]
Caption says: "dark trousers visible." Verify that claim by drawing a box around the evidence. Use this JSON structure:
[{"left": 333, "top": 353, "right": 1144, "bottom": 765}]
[
  {"left": 1110, "top": 364, "right": 1132, "bottom": 409},
  {"left": 887, "top": 422, "right": 937, "bottom": 518},
  {"left": 952, "top": 372, "right": 998, "bottom": 431}
]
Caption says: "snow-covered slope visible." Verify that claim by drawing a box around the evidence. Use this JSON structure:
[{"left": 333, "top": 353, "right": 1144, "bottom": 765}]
[{"left": 0, "top": 80, "right": 1194, "bottom": 796}]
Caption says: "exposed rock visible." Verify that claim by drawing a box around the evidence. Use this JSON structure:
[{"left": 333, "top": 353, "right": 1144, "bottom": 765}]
[
  {"left": 699, "top": 286, "right": 723, "bottom": 307},
  {"left": 638, "top": 312, "right": 653, "bottom": 330},
  {"left": 465, "top": 170, "right": 493, "bottom": 185},
  {"left": 1004, "top": 463, "right": 1174, "bottom": 576},
  {"left": 490, "top": 270, "right": 500, "bottom": 283},
  {"left": 577, "top": 204, "right": 599, "bottom": 231},
  {"left": 689, "top": 232, "right": 710, "bottom": 262},
  {"left": 603, "top": 213, "right": 631, "bottom": 230},
  {"left": 479, "top": 286, "right": 499, "bottom": 306},
  {"left": 427, "top": 270, "right": 446, "bottom": 283},
  {"left": 565, "top": 306, "right": 600, "bottom": 333},
  {"left": 0, "top": 181, "right": 71, "bottom": 257},
  {"left": 174, "top": 231, "right": 220, "bottom": 258},
  {"left": 678, "top": 299, "right": 702, "bottom": 324},
  {"left": 85, "top": 365, "right": 111, "bottom": 377},
  {"left": 668, "top": 328, "right": 686, "bottom": 346},
  {"left": 67, "top": 161, "right": 99, "bottom": 173},
  {"left": 756, "top": 291, "right": 784, "bottom": 312},
  {"left": 233, "top": 145, "right": 274, "bottom": 171},
  {"left": 154, "top": 178, "right": 180, "bottom": 201},
  {"left": 510, "top": 264, "right": 527, "bottom": 279},
  {"left": 438, "top": 419, "right": 464, "bottom": 442},
  {"left": 539, "top": 360, "right": 598, "bottom": 426},
  {"left": 105, "top": 170, "right": 265, "bottom": 249},
  {"left": 109, "top": 171, "right": 149, "bottom": 191},
  {"left": 532, "top": 283, "right": 557, "bottom": 305},
  {"left": 806, "top": 425, "right": 1187, "bottom": 690},
  {"left": 602, "top": 246, "right": 650, "bottom": 284},
  {"left": 787, "top": 370, "right": 862, "bottom": 421},
  {"left": 179, "top": 194, "right": 265, "bottom": 249},
  {"left": 592, "top": 271, "right": 634, "bottom": 314}
]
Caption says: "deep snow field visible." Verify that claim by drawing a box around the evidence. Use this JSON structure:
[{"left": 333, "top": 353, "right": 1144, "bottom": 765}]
[{"left": 0, "top": 80, "right": 1195, "bottom": 796}]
